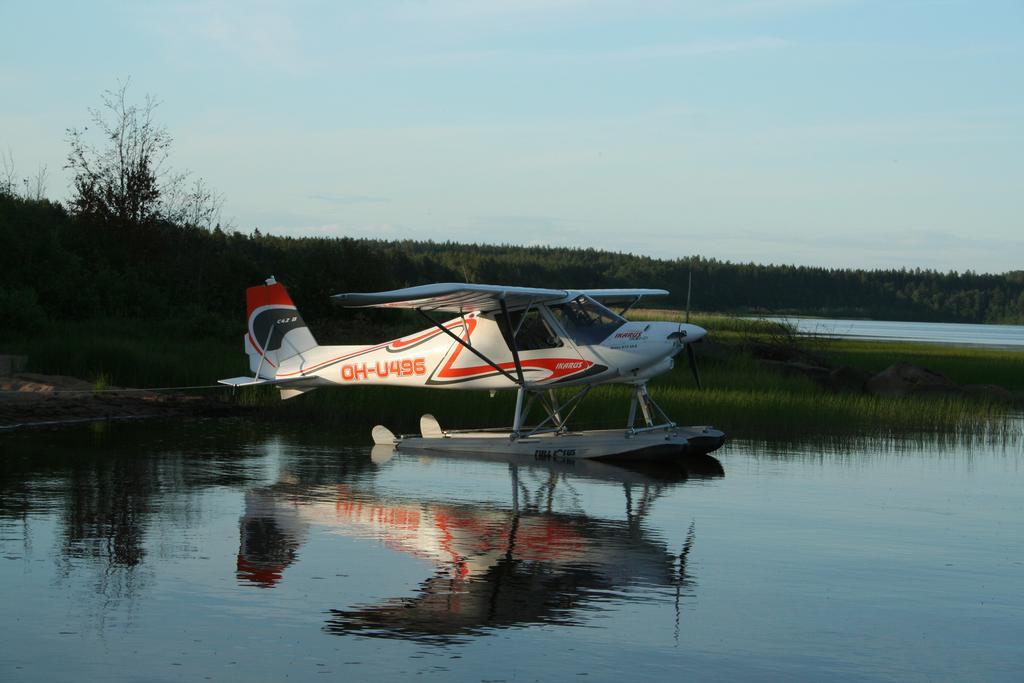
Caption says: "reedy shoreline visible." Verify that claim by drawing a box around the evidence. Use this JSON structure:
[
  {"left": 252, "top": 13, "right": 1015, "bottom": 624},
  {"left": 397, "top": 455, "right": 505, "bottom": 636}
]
[{"left": 3, "top": 315, "right": 1019, "bottom": 440}]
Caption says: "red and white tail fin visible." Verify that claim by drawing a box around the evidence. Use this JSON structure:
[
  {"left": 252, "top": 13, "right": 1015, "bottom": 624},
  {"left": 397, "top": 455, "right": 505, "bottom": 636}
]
[{"left": 245, "top": 277, "right": 318, "bottom": 379}]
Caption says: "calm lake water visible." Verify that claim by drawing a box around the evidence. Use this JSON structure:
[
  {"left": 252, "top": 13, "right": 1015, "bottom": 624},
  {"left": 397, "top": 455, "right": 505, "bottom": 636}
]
[
  {"left": 2, "top": 419, "right": 1023, "bottom": 682},
  {"left": 756, "top": 316, "right": 1024, "bottom": 348}
]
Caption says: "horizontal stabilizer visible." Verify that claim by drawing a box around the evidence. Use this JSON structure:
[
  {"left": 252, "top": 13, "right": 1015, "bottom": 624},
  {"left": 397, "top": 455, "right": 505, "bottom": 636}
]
[{"left": 218, "top": 375, "right": 316, "bottom": 388}]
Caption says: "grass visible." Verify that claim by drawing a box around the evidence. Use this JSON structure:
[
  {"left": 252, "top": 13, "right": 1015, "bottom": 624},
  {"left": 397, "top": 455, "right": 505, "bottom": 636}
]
[
  {"left": 2, "top": 318, "right": 241, "bottom": 389},
  {"left": 91, "top": 371, "right": 110, "bottom": 391},
  {"left": 818, "top": 339, "right": 1024, "bottom": 392},
  {"left": 2, "top": 315, "right": 1019, "bottom": 441}
]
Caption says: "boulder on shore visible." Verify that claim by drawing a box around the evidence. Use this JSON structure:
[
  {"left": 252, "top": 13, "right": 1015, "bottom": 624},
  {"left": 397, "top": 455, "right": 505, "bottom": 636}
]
[
  {"left": 752, "top": 353, "right": 1015, "bottom": 402},
  {"left": 866, "top": 363, "right": 959, "bottom": 398},
  {"left": 759, "top": 359, "right": 870, "bottom": 393},
  {"left": 826, "top": 366, "right": 870, "bottom": 393}
]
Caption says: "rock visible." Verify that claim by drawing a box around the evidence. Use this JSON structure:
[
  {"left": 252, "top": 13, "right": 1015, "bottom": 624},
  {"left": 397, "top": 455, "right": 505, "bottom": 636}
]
[
  {"left": 866, "top": 363, "right": 959, "bottom": 397},
  {"left": 825, "top": 366, "right": 869, "bottom": 393},
  {"left": 0, "top": 372, "right": 246, "bottom": 430},
  {"left": 1, "top": 373, "right": 96, "bottom": 393}
]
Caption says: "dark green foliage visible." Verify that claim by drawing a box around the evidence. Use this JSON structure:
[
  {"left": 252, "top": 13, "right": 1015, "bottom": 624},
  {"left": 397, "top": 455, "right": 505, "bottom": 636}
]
[
  {"left": 0, "top": 286, "right": 47, "bottom": 331},
  {"left": 1, "top": 194, "right": 1023, "bottom": 344}
]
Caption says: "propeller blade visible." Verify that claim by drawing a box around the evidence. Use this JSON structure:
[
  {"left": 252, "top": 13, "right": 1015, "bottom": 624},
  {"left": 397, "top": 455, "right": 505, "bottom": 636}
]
[
  {"left": 685, "top": 343, "right": 702, "bottom": 389},
  {"left": 685, "top": 270, "right": 692, "bottom": 324}
]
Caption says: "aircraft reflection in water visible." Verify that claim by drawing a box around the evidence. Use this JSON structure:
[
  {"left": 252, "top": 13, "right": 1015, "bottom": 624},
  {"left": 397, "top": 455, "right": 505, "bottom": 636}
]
[{"left": 236, "top": 449, "right": 724, "bottom": 642}]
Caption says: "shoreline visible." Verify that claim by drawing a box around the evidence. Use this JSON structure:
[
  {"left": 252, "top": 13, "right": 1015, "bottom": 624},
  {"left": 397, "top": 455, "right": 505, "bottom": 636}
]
[{"left": 0, "top": 373, "right": 245, "bottom": 431}]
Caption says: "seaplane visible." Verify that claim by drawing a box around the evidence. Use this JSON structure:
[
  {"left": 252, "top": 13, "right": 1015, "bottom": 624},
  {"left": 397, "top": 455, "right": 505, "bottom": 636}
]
[{"left": 219, "top": 277, "right": 725, "bottom": 460}]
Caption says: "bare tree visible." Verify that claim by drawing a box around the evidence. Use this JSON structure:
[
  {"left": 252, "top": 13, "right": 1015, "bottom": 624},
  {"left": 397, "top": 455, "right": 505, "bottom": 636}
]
[
  {"left": 66, "top": 80, "right": 170, "bottom": 224},
  {"left": 162, "top": 176, "right": 228, "bottom": 230},
  {"left": 23, "top": 163, "right": 48, "bottom": 201},
  {"left": 65, "top": 80, "right": 225, "bottom": 228},
  {"left": 0, "top": 148, "right": 16, "bottom": 198}
]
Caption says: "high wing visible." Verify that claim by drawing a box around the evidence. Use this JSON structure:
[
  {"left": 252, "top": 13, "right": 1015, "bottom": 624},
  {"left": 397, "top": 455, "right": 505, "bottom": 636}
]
[
  {"left": 576, "top": 288, "right": 669, "bottom": 305},
  {"left": 331, "top": 283, "right": 569, "bottom": 313}
]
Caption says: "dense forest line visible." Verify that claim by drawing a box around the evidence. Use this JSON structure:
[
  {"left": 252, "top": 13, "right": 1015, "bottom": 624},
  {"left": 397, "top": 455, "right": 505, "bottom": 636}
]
[{"left": 2, "top": 194, "right": 1022, "bottom": 337}]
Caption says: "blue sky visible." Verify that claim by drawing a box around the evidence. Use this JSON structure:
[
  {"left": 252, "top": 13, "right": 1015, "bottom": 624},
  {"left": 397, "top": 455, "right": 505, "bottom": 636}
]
[{"left": 2, "top": 1, "right": 1021, "bottom": 272}]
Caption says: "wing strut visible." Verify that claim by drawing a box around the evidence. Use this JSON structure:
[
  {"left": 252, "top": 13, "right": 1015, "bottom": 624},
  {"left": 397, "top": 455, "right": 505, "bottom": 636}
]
[
  {"left": 617, "top": 295, "right": 642, "bottom": 316},
  {"left": 414, "top": 308, "right": 524, "bottom": 387},
  {"left": 497, "top": 297, "right": 526, "bottom": 386}
]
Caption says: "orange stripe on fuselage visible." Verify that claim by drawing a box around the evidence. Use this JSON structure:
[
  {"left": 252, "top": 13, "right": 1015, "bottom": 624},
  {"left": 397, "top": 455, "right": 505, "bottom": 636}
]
[{"left": 390, "top": 319, "right": 467, "bottom": 348}]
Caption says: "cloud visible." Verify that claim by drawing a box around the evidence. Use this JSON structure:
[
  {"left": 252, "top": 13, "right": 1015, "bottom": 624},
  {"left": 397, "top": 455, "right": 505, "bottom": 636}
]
[
  {"left": 714, "top": 0, "right": 854, "bottom": 16},
  {"left": 600, "top": 37, "right": 789, "bottom": 60},
  {"left": 394, "top": 0, "right": 610, "bottom": 22},
  {"left": 138, "top": 1, "right": 313, "bottom": 74},
  {"left": 400, "top": 37, "right": 788, "bottom": 68}
]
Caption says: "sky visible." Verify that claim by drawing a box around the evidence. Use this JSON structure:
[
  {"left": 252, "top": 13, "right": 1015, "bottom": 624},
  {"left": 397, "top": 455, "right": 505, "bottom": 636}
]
[{"left": 1, "top": 0, "right": 1022, "bottom": 273}]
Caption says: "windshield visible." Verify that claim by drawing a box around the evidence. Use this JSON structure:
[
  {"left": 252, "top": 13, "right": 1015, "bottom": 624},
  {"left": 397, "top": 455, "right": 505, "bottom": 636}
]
[{"left": 550, "top": 296, "right": 625, "bottom": 345}]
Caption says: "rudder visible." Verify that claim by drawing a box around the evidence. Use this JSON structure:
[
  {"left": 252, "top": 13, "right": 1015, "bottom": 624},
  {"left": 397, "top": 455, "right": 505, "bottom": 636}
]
[{"left": 245, "top": 276, "right": 318, "bottom": 378}]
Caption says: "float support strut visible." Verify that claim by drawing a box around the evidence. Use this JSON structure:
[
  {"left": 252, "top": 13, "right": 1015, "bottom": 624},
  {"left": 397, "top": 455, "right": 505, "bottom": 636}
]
[{"left": 512, "top": 386, "right": 526, "bottom": 437}]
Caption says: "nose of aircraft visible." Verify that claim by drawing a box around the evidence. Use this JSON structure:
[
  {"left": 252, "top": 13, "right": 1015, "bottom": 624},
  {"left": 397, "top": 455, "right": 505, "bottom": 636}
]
[
  {"left": 671, "top": 322, "right": 706, "bottom": 389},
  {"left": 667, "top": 322, "right": 707, "bottom": 344},
  {"left": 625, "top": 320, "right": 707, "bottom": 387}
]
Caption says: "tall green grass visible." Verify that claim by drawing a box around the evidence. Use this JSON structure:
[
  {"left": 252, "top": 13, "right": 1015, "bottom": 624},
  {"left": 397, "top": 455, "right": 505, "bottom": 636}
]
[
  {"left": 819, "top": 339, "right": 1024, "bottom": 391},
  {"left": 4, "top": 316, "right": 1017, "bottom": 441},
  {"left": 3, "top": 319, "right": 240, "bottom": 388}
]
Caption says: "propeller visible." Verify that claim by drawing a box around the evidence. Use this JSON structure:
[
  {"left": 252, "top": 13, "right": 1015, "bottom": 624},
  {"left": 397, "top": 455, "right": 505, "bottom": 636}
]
[
  {"left": 685, "top": 342, "right": 703, "bottom": 389},
  {"left": 683, "top": 268, "right": 702, "bottom": 389},
  {"left": 685, "top": 270, "right": 692, "bottom": 324}
]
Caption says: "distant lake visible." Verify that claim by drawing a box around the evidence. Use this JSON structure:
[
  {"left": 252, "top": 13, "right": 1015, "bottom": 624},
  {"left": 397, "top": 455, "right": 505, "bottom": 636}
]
[{"left": 754, "top": 316, "right": 1024, "bottom": 349}]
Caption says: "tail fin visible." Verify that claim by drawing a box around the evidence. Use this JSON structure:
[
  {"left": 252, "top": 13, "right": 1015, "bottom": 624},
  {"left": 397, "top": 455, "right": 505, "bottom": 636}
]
[{"left": 245, "top": 277, "right": 318, "bottom": 379}]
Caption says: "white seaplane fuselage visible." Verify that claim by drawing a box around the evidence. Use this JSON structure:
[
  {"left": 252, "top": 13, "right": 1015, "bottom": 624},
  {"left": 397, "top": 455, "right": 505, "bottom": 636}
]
[{"left": 256, "top": 313, "right": 702, "bottom": 392}]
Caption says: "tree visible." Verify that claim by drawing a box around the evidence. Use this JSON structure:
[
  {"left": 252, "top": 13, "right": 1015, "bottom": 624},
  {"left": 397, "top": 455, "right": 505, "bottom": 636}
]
[
  {"left": 161, "top": 175, "right": 227, "bottom": 231},
  {"left": 23, "top": 163, "right": 48, "bottom": 201},
  {"left": 65, "top": 80, "right": 225, "bottom": 228},
  {"left": 0, "top": 148, "right": 16, "bottom": 198},
  {"left": 0, "top": 149, "right": 48, "bottom": 201}
]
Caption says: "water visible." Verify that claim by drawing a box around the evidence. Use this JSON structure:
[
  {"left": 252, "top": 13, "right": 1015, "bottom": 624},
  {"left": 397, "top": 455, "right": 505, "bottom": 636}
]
[
  {"left": 754, "top": 316, "right": 1024, "bottom": 348},
  {"left": 2, "top": 419, "right": 1023, "bottom": 681}
]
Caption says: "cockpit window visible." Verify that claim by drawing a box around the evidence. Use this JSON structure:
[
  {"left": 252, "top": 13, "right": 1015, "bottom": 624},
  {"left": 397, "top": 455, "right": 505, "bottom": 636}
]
[
  {"left": 495, "top": 308, "right": 562, "bottom": 351},
  {"left": 550, "top": 296, "right": 625, "bottom": 345}
]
